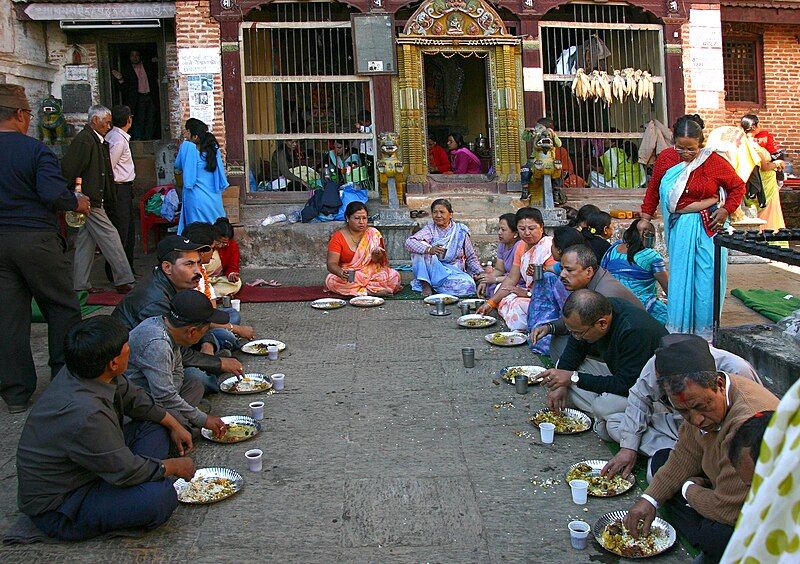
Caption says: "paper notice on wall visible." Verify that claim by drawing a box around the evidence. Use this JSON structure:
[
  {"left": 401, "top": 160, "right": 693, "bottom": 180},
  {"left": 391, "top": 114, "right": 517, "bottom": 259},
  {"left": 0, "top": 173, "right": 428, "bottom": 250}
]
[
  {"left": 523, "top": 67, "right": 544, "bottom": 92},
  {"left": 690, "top": 49, "right": 725, "bottom": 92},
  {"left": 178, "top": 47, "right": 221, "bottom": 75},
  {"left": 689, "top": 8, "right": 724, "bottom": 92},
  {"left": 695, "top": 90, "right": 720, "bottom": 110},
  {"left": 187, "top": 74, "right": 215, "bottom": 126}
]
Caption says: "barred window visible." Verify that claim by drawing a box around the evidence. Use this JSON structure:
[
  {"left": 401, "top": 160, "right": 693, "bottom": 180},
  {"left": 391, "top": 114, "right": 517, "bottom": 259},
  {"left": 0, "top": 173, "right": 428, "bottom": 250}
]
[{"left": 723, "top": 35, "right": 764, "bottom": 106}]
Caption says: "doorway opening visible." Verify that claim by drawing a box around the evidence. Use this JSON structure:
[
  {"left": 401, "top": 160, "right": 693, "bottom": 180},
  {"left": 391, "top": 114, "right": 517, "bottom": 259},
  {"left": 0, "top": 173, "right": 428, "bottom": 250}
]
[
  {"left": 108, "top": 42, "right": 162, "bottom": 140},
  {"left": 423, "top": 52, "right": 492, "bottom": 174}
]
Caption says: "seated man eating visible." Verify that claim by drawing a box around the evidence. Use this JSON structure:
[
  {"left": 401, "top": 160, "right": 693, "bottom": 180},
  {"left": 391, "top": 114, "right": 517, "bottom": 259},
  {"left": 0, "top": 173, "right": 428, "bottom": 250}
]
[
  {"left": 622, "top": 338, "right": 779, "bottom": 562},
  {"left": 16, "top": 316, "right": 196, "bottom": 541},
  {"left": 125, "top": 290, "right": 229, "bottom": 437},
  {"left": 538, "top": 290, "right": 667, "bottom": 439},
  {"left": 601, "top": 333, "right": 760, "bottom": 481}
]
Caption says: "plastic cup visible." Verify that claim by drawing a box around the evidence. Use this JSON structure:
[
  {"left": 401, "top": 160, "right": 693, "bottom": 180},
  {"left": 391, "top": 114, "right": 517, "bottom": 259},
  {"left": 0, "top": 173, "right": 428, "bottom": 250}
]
[
  {"left": 249, "top": 401, "right": 264, "bottom": 421},
  {"left": 245, "top": 449, "right": 263, "bottom": 472},
  {"left": 271, "top": 373, "right": 285, "bottom": 391},
  {"left": 569, "top": 479, "right": 589, "bottom": 505},
  {"left": 267, "top": 345, "right": 279, "bottom": 361},
  {"left": 231, "top": 299, "right": 241, "bottom": 312},
  {"left": 568, "top": 520, "right": 591, "bottom": 550},
  {"left": 539, "top": 422, "right": 556, "bottom": 444}
]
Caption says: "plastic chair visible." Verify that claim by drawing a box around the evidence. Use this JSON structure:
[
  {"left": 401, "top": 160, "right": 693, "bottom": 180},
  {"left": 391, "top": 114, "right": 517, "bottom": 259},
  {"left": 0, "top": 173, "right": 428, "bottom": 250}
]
[{"left": 140, "top": 184, "right": 178, "bottom": 253}]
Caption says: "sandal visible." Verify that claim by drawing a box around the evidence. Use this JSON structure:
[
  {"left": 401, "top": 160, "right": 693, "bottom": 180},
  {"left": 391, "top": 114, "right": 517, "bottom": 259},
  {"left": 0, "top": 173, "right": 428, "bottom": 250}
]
[{"left": 265, "top": 279, "right": 282, "bottom": 287}]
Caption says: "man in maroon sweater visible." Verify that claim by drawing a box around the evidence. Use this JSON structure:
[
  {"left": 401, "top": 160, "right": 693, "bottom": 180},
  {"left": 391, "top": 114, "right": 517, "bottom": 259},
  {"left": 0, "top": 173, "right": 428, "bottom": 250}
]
[{"left": 622, "top": 338, "right": 778, "bottom": 562}]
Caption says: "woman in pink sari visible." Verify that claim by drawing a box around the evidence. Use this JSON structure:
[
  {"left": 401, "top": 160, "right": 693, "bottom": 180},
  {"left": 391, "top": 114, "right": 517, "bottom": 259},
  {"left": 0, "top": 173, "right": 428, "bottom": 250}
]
[
  {"left": 447, "top": 133, "right": 482, "bottom": 174},
  {"left": 477, "top": 207, "right": 555, "bottom": 331},
  {"left": 325, "top": 202, "right": 402, "bottom": 297}
]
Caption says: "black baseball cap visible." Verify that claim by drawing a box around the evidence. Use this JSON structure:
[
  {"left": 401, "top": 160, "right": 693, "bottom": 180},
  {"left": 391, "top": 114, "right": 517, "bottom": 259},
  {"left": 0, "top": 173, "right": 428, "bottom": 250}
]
[
  {"left": 168, "top": 289, "right": 229, "bottom": 326},
  {"left": 655, "top": 334, "right": 716, "bottom": 377},
  {"left": 157, "top": 235, "right": 211, "bottom": 262}
]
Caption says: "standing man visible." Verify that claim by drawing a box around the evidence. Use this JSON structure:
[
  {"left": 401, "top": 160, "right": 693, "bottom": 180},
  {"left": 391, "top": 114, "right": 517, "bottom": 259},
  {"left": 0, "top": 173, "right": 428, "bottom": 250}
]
[
  {"left": 112, "top": 50, "right": 158, "bottom": 140},
  {"left": 0, "top": 84, "right": 90, "bottom": 413},
  {"left": 61, "top": 105, "right": 135, "bottom": 294},
  {"left": 105, "top": 105, "right": 136, "bottom": 279}
]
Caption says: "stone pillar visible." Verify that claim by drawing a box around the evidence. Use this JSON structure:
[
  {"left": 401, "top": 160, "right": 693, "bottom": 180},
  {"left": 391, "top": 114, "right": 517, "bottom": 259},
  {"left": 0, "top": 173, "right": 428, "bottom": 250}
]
[{"left": 494, "top": 44, "right": 522, "bottom": 183}]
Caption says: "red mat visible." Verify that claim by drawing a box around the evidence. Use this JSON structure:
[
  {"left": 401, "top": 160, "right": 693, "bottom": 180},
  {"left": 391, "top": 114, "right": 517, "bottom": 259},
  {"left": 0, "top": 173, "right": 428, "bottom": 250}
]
[{"left": 86, "top": 285, "right": 342, "bottom": 306}]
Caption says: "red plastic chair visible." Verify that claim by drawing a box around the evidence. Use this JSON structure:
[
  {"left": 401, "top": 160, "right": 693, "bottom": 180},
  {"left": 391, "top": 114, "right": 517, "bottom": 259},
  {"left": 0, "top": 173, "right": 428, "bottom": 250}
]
[{"left": 140, "top": 184, "right": 178, "bottom": 253}]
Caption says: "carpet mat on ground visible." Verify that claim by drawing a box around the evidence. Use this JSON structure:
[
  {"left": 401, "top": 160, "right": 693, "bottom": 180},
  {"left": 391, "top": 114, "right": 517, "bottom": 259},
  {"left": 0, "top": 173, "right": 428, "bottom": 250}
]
[
  {"left": 34, "top": 291, "right": 103, "bottom": 321},
  {"left": 730, "top": 288, "right": 800, "bottom": 322},
  {"left": 85, "top": 291, "right": 124, "bottom": 307}
]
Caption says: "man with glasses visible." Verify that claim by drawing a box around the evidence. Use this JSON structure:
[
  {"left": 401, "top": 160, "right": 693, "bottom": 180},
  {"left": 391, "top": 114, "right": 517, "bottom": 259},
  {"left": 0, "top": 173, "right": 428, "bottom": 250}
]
[
  {"left": 0, "top": 84, "right": 90, "bottom": 413},
  {"left": 537, "top": 289, "right": 667, "bottom": 438}
]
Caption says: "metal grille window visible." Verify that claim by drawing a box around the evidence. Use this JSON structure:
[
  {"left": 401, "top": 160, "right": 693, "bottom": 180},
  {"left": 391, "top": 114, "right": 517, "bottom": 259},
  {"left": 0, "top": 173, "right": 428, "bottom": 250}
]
[
  {"left": 242, "top": 1, "right": 376, "bottom": 196},
  {"left": 723, "top": 36, "right": 763, "bottom": 105},
  {"left": 539, "top": 3, "right": 666, "bottom": 190}
]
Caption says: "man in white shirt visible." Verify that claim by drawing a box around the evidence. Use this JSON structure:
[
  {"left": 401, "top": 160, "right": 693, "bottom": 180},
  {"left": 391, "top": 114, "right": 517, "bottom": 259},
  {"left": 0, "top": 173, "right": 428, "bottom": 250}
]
[{"left": 105, "top": 105, "right": 136, "bottom": 278}]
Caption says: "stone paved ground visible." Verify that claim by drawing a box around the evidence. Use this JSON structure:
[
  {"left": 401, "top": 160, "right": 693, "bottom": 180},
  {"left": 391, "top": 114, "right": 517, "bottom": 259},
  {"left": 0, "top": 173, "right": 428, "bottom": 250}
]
[{"left": 2, "top": 259, "right": 797, "bottom": 563}]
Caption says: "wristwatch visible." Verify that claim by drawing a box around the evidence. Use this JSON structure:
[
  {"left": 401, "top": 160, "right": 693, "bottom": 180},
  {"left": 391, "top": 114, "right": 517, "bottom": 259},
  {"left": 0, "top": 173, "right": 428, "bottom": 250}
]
[{"left": 570, "top": 371, "right": 580, "bottom": 384}]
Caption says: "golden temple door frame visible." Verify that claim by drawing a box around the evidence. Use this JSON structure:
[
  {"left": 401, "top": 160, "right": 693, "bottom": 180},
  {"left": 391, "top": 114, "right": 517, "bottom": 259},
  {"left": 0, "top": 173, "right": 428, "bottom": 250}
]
[{"left": 397, "top": 0, "right": 524, "bottom": 186}]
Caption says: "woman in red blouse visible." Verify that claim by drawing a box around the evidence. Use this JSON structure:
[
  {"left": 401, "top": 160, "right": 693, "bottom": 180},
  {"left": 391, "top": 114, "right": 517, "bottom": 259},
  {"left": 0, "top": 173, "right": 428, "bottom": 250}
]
[
  {"left": 638, "top": 115, "right": 745, "bottom": 339},
  {"left": 208, "top": 217, "right": 242, "bottom": 296},
  {"left": 325, "top": 202, "right": 402, "bottom": 297}
]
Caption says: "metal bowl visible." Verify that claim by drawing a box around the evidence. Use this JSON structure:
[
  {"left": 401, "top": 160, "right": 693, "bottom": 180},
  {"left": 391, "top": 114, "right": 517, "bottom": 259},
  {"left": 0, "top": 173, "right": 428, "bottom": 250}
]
[
  {"left": 593, "top": 510, "right": 676, "bottom": 558},
  {"left": 220, "top": 373, "right": 273, "bottom": 395},
  {"left": 201, "top": 415, "right": 261, "bottom": 443},
  {"left": 174, "top": 467, "right": 244, "bottom": 505},
  {"left": 564, "top": 460, "right": 636, "bottom": 497},
  {"left": 529, "top": 408, "right": 592, "bottom": 434}
]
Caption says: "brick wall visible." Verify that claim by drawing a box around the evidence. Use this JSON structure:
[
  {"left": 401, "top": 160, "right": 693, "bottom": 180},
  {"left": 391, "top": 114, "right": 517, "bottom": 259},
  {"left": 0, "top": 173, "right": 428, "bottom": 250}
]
[{"left": 684, "top": 18, "right": 800, "bottom": 165}]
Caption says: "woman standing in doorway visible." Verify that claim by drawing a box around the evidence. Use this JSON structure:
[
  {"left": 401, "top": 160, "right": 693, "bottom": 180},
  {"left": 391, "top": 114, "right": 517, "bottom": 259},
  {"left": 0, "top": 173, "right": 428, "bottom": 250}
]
[
  {"left": 174, "top": 118, "right": 228, "bottom": 233},
  {"left": 638, "top": 114, "right": 745, "bottom": 339}
]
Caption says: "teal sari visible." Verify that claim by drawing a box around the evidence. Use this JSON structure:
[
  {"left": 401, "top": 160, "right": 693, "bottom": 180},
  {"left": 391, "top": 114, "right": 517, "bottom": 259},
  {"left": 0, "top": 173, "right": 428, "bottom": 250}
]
[{"left": 659, "top": 151, "right": 726, "bottom": 340}]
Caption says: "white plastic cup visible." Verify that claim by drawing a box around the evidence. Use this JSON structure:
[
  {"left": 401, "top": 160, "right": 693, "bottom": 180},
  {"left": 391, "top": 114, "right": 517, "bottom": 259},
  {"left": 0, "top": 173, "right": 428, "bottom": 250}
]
[
  {"left": 249, "top": 401, "right": 264, "bottom": 421},
  {"left": 271, "top": 373, "right": 285, "bottom": 391},
  {"left": 245, "top": 449, "right": 263, "bottom": 472},
  {"left": 267, "top": 345, "right": 279, "bottom": 361},
  {"left": 569, "top": 479, "right": 589, "bottom": 505},
  {"left": 539, "top": 422, "right": 556, "bottom": 444},
  {"left": 231, "top": 299, "right": 241, "bottom": 312},
  {"left": 568, "top": 520, "right": 591, "bottom": 550}
]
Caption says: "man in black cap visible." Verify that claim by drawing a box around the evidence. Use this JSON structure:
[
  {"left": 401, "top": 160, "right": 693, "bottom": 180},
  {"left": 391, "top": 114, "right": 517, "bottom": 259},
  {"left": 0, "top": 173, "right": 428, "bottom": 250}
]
[
  {"left": 112, "top": 235, "right": 244, "bottom": 388},
  {"left": 125, "top": 290, "right": 229, "bottom": 436},
  {"left": 622, "top": 337, "right": 778, "bottom": 563},
  {"left": 0, "top": 84, "right": 91, "bottom": 413}
]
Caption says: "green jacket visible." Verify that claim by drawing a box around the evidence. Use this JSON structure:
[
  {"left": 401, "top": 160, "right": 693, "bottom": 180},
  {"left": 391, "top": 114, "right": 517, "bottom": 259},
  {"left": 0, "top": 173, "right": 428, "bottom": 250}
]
[{"left": 60, "top": 125, "right": 115, "bottom": 207}]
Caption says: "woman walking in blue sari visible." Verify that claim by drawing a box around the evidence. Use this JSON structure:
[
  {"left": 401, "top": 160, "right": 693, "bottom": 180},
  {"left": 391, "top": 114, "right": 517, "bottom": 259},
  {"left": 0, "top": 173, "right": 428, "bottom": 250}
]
[
  {"left": 174, "top": 118, "right": 228, "bottom": 233},
  {"left": 638, "top": 115, "right": 745, "bottom": 339},
  {"left": 405, "top": 199, "right": 483, "bottom": 297}
]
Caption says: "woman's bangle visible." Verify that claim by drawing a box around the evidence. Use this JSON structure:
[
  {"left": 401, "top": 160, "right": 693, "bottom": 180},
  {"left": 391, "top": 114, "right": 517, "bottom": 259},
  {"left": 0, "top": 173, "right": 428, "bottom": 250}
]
[{"left": 487, "top": 298, "right": 499, "bottom": 309}]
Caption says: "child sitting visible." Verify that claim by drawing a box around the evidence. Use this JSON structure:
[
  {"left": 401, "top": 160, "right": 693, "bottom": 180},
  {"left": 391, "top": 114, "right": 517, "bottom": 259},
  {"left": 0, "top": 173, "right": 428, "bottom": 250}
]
[
  {"left": 581, "top": 210, "right": 613, "bottom": 263},
  {"left": 208, "top": 217, "right": 242, "bottom": 297}
]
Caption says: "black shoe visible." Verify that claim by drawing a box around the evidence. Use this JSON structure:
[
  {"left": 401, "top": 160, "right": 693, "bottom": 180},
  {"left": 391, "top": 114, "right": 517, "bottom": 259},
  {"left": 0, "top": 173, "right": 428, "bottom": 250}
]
[{"left": 647, "top": 448, "right": 672, "bottom": 483}]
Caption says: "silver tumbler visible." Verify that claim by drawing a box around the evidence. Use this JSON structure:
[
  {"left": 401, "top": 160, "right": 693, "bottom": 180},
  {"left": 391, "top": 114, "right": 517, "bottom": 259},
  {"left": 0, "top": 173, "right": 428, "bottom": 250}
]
[
  {"left": 347, "top": 270, "right": 356, "bottom": 283},
  {"left": 462, "top": 348, "right": 475, "bottom": 368},
  {"left": 515, "top": 372, "right": 528, "bottom": 394}
]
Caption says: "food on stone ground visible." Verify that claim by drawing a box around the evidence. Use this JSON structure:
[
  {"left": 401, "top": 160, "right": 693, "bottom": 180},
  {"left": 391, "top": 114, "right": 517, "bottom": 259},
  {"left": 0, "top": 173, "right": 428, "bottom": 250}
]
[
  {"left": 430, "top": 295, "right": 458, "bottom": 305},
  {"left": 211, "top": 423, "right": 257, "bottom": 443},
  {"left": 230, "top": 377, "right": 270, "bottom": 393},
  {"left": 490, "top": 333, "right": 515, "bottom": 345},
  {"left": 566, "top": 463, "right": 632, "bottom": 496},
  {"left": 178, "top": 476, "right": 237, "bottom": 503},
  {"left": 601, "top": 519, "right": 666, "bottom": 558},
  {"left": 530, "top": 410, "right": 589, "bottom": 433},
  {"left": 502, "top": 367, "right": 543, "bottom": 385},
  {"left": 463, "top": 318, "right": 492, "bottom": 327},
  {"left": 314, "top": 301, "right": 343, "bottom": 309},
  {"left": 250, "top": 343, "right": 271, "bottom": 354}
]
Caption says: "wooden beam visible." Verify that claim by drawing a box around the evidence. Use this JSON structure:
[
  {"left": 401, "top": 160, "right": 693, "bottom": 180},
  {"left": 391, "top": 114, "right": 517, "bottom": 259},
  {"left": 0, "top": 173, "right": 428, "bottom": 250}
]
[{"left": 721, "top": 6, "right": 800, "bottom": 25}]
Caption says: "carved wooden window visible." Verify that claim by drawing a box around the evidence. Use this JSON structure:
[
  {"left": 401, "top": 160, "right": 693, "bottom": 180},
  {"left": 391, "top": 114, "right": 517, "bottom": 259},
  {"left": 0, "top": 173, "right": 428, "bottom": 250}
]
[{"left": 723, "top": 34, "right": 764, "bottom": 106}]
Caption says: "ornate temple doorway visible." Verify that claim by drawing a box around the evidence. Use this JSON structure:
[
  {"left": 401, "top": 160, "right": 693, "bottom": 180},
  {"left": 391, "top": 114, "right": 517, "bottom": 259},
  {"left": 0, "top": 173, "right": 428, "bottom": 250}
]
[{"left": 397, "top": 0, "right": 523, "bottom": 190}]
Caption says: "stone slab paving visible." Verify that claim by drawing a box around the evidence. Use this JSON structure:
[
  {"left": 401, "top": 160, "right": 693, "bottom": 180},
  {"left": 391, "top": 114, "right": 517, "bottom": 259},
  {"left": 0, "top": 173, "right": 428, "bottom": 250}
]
[{"left": 0, "top": 289, "right": 692, "bottom": 562}]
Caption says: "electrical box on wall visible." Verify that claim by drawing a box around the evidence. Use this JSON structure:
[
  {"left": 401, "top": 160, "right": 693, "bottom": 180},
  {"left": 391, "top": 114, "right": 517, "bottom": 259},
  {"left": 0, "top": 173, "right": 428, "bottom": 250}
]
[
  {"left": 61, "top": 83, "right": 92, "bottom": 114},
  {"left": 351, "top": 14, "right": 397, "bottom": 76}
]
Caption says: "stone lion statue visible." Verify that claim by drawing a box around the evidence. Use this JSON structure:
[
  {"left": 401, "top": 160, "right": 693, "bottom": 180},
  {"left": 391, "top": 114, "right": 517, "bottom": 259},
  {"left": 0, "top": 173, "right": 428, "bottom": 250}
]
[
  {"left": 38, "top": 96, "right": 70, "bottom": 144},
  {"left": 376, "top": 132, "right": 405, "bottom": 206},
  {"left": 521, "top": 124, "right": 564, "bottom": 205}
]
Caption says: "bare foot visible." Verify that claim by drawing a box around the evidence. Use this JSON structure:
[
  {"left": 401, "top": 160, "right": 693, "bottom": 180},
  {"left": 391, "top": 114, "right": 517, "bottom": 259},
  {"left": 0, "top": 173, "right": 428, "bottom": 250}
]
[{"left": 421, "top": 282, "right": 433, "bottom": 297}]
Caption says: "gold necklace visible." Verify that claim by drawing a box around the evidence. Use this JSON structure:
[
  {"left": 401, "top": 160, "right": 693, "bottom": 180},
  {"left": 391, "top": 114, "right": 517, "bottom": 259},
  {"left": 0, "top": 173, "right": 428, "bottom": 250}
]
[{"left": 345, "top": 228, "right": 363, "bottom": 248}]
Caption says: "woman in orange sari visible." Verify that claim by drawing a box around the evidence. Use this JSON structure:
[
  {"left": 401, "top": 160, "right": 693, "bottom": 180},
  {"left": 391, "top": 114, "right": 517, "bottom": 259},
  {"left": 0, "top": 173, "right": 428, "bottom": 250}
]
[{"left": 325, "top": 202, "right": 402, "bottom": 297}]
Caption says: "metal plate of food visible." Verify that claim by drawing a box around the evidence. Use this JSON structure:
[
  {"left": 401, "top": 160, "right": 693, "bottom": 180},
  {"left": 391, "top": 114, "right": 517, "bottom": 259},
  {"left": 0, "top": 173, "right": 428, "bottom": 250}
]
[
  {"left": 174, "top": 467, "right": 244, "bottom": 505},
  {"left": 457, "top": 314, "right": 497, "bottom": 328},
  {"left": 241, "top": 339, "right": 287, "bottom": 355},
  {"left": 220, "top": 373, "right": 273, "bottom": 395},
  {"left": 310, "top": 298, "right": 347, "bottom": 310},
  {"left": 423, "top": 293, "right": 460, "bottom": 305},
  {"left": 498, "top": 365, "right": 547, "bottom": 385},
  {"left": 485, "top": 331, "right": 528, "bottom": 347},
  {"left": 459, "top": 298, "right": 485, "bottom": 310},
  {"left": 201, "top": 415, "right": 261, "bottom": 444},
  {"left": 349, "top": 296, "right": 385, "bottom": 307},
  {"left": 529, "top": 408, "right": 592, "bottom": 434},
  {"left": 565, "top": 460, "right": 636, "bottom": 497},
  {"left": 593, "top": 511, "right": 676, "bottom": 558}
]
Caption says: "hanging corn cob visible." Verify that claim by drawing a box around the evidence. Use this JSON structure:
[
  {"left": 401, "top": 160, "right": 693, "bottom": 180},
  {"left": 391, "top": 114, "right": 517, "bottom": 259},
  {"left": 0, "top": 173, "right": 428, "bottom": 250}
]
[
  {"left": 612, "top": 69, "right": 626, "bottom": 103},
  {"left": 598, "top": 71, "right": 613, "bottom": 106},
  {"left": 623, "top": 68, "right": 636, "bottom": 98},
  {"left": 633, "top": 69, "right": 644, "bottom": 102},
  {"left": 641, "top": 71, "right": 655, "bottom": 103}
]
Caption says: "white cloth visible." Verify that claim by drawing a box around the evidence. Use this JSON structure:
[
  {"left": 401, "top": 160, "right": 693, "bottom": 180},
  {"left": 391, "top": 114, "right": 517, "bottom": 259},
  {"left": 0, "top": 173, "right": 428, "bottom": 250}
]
[
  {"left": 105, "top": 127, "right": 135, "bottom": 183},
  {"left": 358, "top": 124, "right": 374, "bottom": 157}
]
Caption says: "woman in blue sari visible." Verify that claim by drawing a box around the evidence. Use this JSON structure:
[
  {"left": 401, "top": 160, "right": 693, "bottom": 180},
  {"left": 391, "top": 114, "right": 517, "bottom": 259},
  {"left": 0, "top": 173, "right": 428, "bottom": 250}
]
[
  {"left": 174, "top": 118, "right": 228, "bottom": 233},
  {"left": 601, "top": 219, "right": 668, "bottom": 324},
  {"left": 638, "top": 115, "right": 745, "bottom": 339},
  {"left": 405, "top": 199, "right": 483, "bottom": 297}
]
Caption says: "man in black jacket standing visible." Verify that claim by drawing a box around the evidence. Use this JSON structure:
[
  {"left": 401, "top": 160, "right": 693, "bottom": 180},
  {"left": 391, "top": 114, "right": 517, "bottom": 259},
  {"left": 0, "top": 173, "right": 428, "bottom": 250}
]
[
  {"left": 111, "top": 49, "right": 158, "bottom": 140},
  {"left": 0, "top": 84, "right": 90, "bottom": 413},
  {"left": 61, "top": 105, "right": 135, "bottom": 294}
]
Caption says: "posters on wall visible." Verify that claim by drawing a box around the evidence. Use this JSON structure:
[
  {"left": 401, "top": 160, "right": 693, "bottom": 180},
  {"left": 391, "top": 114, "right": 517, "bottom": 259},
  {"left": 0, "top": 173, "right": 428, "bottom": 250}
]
[
  {"left": 187, "top": 74, "right": 215, "bottom": 126},
  {"left": 689, "top": 8, "right": 724, "bottom": 109},
  {"left": 178, "top": 47, "right": 221, "bottom": 75}
]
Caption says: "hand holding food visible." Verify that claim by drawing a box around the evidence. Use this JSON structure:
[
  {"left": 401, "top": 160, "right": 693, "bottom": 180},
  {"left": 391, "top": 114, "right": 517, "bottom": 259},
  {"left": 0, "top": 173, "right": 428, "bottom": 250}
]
[
  {"left": 204, "top": 415, "right": 227, "bottom": 437},
  {"left": 163, "top": 457, "right": 196, "bottom": 480},
  {"left": 529, "top": 324, "right": 551, "bottom": 345},
  {"left": 602, "top": 447, "right": 637, "bottom": 479},
  {"left": 623, "top": 499, "right": 657, "bottom": 539},
  {"left": 233, "top": 324, "right": 256, "bottom": 340},
  {"left": 220, "top": 357, "right": 244, "bottom": 376}
]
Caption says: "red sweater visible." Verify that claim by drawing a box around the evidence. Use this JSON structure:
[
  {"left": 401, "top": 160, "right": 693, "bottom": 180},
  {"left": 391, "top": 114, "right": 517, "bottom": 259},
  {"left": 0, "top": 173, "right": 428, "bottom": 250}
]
[
  {"left": 641, "top": 148, "right": 746, "bottom": 217},
  {"left": 216, "top": 240, "right": 240, "bottom": 276}
]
